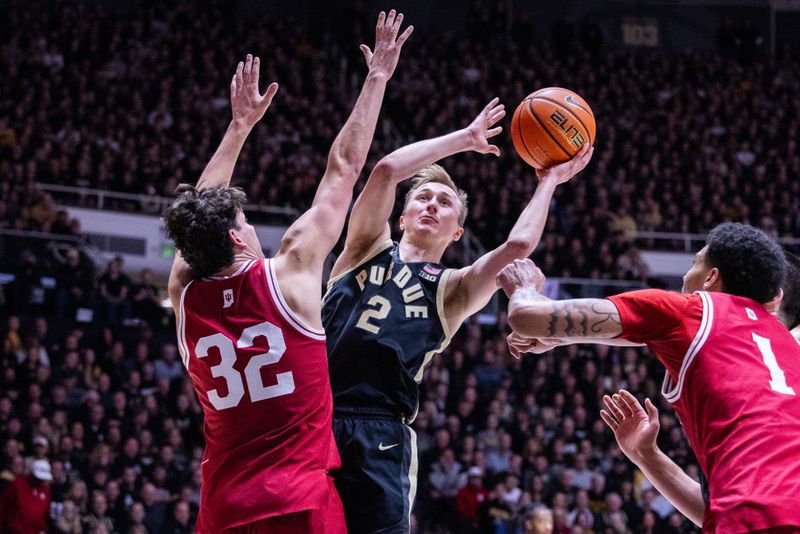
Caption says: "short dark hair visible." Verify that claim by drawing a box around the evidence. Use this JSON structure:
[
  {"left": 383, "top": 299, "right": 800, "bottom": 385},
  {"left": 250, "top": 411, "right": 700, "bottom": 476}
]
[
  {"left": 780, "top": 251, "right": 800, "bottom": 330},
  {"left": 163, "top": 185, "right": 247, "bottom": 278},
  {"left": 704, "top": 222, "right": 785, "bottom": 304}
]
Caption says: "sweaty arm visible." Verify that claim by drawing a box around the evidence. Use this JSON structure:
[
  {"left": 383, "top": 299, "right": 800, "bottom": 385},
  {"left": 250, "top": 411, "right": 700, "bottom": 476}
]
[
  {"left": 332, "top": 98, "right": 506, "bottom": 276},
  {"left": 444, "top": 145, "right": 593, "bottom": 328}
]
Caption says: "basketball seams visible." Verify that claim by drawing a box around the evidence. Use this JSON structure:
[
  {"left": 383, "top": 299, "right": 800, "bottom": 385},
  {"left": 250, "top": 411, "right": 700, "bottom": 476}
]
[
  {"left": 532, "top": 95, "right": 595, "bottom": 145},
  {"left": 513, "top": 98, "right": 545, "bottom": 168},
  {"left": 527, "top": 99, "right": 573, "bottom": 159}
]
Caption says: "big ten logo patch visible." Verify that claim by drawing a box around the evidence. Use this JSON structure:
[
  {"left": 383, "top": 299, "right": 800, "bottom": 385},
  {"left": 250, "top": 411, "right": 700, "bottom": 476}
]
[{"left": 223, "top": 289, "right": 234, "bottom": 309}]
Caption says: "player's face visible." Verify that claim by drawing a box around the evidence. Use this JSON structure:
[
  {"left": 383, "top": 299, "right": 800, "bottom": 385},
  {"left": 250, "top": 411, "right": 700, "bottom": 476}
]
[
  {"left": 682, "top": 247, "right": 711, "bottom": 294},
  {"left": 232, "top": 210, "right": 264, "bottom": 258},
  {"left": 400, "top": 183, "right": 464, "bottom": 244}
]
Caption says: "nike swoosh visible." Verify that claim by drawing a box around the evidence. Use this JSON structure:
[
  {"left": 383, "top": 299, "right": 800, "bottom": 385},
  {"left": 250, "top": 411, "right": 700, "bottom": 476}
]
[
  {"left": 378, "top": 442, "right": 400, "bottom": 451},
  {"left": 565, "top": 95, "right": 589, "bottom": 113}
]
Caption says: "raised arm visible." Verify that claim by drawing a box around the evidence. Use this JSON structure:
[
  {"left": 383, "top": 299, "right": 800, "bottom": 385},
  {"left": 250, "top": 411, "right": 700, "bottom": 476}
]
[
  {"left": 444, "top": 146, "right": 593, "bottom": 326},
  {"left": 331, "top": 99, "right": 506, "bottom": 276},
  {"left": 168, "top": 54, "right": 278, "bottom": 303},
  {"left": 276, "top": 10, "right": 412, "bottom": 272},
  {"left": 496, "top": 258, "right": 623, "bottom": 339},
  {"left": 196, "top": 54, "right": 278, "bottom": 191},
  {"left": 601, "top": 391, "right": 704, "bottom": 527}
]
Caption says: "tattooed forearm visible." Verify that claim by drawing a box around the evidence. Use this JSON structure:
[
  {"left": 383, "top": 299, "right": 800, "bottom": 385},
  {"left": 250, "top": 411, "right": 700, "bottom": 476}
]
[
  {"left": 509, "top": 297, "right": 623, "bottom": 339},
  {"left": 589, "top": 302, "right": 622, "bottom": 333},
  {"left": 544, "top": 301, "right": 590, "bottom": 336}
]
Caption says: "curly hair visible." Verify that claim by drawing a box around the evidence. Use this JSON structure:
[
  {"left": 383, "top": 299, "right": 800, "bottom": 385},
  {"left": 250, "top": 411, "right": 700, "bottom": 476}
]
[
  {"left": 780, "top": 251, "right": 800, "bottom": 330},
  {"left": 162, "top": 184, "right": 247, "bottom": 278},
  {"left": 704, "top": 222, "right": 785, "bottom": 304}
]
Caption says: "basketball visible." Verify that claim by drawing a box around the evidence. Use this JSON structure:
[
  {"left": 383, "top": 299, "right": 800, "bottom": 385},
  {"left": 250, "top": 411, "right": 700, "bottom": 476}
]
[{"left": 511, "top": 87, "right": 596, "bottom": 169}]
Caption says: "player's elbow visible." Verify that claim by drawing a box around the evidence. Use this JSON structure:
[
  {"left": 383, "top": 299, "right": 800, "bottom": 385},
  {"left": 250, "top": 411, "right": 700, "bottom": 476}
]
[
  {"left": 326, "top": 151, "right": 362, "bottom": 183},
  {"left": 502, "top": 239, "right": 535, "bottom": 260},
  {"left": 369, "top": 157, "right": 397, "bottom": 182}
]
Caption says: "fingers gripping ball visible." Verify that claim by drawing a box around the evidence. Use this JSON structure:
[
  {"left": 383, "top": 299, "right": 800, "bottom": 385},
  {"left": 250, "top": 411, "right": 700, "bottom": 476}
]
[{"left": 511, "top": 87, "right": 596, "bottom": 169}]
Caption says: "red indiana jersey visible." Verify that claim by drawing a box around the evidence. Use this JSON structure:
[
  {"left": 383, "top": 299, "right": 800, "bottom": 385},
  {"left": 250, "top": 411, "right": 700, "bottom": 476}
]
[
  {"left": 608, "top": 289, "right": 800, "bottom": 532},
  {"left": 177, "top": 259, "right": 340, "bottom": 533}
]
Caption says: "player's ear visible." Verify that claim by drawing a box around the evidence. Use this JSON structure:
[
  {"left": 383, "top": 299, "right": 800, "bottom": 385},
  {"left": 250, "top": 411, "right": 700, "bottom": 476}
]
[
  {"left": 228, "top": 228, "right": 247, "bottom": 251},
  {"left": 451, "top": 226, "right": 464, "bottom": 242},
  {"left": 704, "top": 267, "right": 723, "bottom": 291},
  {"left": 399, "top": 215, "right": 406, "bottom": 232}
]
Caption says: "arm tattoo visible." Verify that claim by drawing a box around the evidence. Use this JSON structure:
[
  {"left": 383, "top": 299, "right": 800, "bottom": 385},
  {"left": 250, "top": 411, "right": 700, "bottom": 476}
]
[
  {"left": 589, "top": 302, "right": 622, "bottom": 333},
  {"left": 547, "top": 301, "right": 590, "bottom": 336}
]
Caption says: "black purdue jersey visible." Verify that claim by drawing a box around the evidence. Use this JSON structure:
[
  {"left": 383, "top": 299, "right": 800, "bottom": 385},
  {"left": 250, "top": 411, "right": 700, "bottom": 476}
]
[{"left": 322, "top": 241, "right": 454, "bottom": 419}]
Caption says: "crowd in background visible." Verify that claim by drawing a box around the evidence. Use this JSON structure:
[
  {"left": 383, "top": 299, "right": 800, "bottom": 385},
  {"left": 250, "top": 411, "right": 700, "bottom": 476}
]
[{"left": 1, "top": 0, "right": 799, "bottom": 532}]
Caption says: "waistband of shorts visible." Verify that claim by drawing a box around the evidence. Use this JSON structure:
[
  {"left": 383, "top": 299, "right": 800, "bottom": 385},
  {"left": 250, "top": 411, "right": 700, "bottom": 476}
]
[{"left": 333, "top": 406, "right": 405, "bottom": 420}]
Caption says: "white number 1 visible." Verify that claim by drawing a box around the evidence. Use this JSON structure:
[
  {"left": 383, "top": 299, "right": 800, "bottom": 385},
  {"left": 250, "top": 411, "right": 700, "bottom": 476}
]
[{"left": 752, "top": 333, "right": 796, "bottom": 396}]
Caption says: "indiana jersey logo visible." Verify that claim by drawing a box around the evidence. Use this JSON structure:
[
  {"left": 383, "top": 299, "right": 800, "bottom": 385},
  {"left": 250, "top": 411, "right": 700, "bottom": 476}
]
[{"left": 223, "top": 289, "right": 234, "bottom": 309}]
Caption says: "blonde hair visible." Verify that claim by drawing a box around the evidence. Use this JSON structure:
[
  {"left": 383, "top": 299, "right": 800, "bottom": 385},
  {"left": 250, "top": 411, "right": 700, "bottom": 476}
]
[{"left": 403, "top": 164, "right": 468, "bottom": 226}]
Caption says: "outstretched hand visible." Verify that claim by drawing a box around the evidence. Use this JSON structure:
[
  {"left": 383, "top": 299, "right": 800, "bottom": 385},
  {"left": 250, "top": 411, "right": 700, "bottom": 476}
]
[
  {"left": 231, "top": 54, "right": 279, "bottom": 129},
  {"left": 600, "top": 390, "right": 660, "bottom": 462},
  {"left": 466, "top": 98, "right": 506, "bottom": 156},
  {"left": 536, "top": 143, "right": 594, "bottom": 184},
  {"left": 361, "top": 10, "right": 413, "bottom": 80}
]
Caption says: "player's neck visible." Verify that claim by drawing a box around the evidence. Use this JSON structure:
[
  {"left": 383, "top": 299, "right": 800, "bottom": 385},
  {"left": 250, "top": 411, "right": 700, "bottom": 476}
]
[
  {"left": 398, "top": 236, "right": 445, "bottom": 264},
  {"left": 213, "top": 250, "right": 263, "bottom": 277}
]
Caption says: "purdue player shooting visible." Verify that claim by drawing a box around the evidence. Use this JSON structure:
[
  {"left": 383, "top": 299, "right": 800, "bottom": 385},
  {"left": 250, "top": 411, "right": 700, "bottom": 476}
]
[{"left": 322, "top": 99, "right": 593, "bottom": 533}]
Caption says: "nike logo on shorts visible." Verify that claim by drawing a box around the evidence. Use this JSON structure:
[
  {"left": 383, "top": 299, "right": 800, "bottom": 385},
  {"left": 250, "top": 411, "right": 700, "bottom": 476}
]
[{"left": 378, "top": 442, "right": 399, "bottom": 451}]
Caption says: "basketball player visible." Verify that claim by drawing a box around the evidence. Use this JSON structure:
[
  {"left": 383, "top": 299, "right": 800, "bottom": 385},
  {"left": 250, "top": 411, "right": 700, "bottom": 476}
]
[
  {"left": 498, "top": 223, "right": 800, "bottom": 531},
  {"left": 321, "top": 100, "right": 593, "bottom": 532},
  {"left": 163, "top": 11, "right": 413, "bottom": 533},
  {"left": 596, "top": 250, "right": 800, "bottom": 529}
]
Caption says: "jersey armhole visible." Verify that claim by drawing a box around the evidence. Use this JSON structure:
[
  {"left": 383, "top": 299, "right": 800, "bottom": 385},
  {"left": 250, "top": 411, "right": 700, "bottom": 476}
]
[
  {"left": 176, "top": 280, "right": 194, "bottom": 370},
  {"left": 265, "top": 259, "right": 327, "bottom": 341},
  {"left": 661, "top": 291, "right": 714, "bottom": 403}
]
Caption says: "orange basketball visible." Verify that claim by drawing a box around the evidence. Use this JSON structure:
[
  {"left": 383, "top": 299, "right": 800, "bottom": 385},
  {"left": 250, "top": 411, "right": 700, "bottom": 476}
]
[{"left": 511, "top": 87, "right": 596, "bottom": 169}]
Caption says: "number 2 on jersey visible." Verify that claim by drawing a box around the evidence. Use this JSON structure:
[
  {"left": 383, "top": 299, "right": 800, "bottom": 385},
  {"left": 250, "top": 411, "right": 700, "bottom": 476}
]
[
  {"left": 195, "top": 321, "right": 295, "bottom": 410},
  {"left": 752, "top": 333, "right": 796, "bottom": 396},
  {"left": 355, "top": 296, "right": 391, "bottom": 334}
]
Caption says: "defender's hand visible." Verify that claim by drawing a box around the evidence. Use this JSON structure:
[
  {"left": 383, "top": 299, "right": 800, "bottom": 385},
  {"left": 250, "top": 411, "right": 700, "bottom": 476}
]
[
  {"left": 506, "top": 333, "right": 566, "bottom": 358},
  {"left": 600, "top": 390, "right": 660, "bottom": 463},
  {"left": 536, "top": 143, "right": 593, "bottom": 185},
  {"left": 231, "top": 54, "right": 279, "bottom": 129},
  {"left": 361, "top": 10, "right": 413, "bottom": 80},
  {"left": 465, "top": 98, "right": 506, "bottom": 157}
]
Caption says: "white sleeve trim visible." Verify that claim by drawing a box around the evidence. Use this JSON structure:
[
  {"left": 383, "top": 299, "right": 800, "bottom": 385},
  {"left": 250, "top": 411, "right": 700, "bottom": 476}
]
[
  {"left": 662, "top": 291, "right": 714, "bottom": 403},
  {"left": 264, "top": 259, "right": 327, "bottom": 341},
  {"left": 177, "top": 280, "right": 194, "bottom": 370}
]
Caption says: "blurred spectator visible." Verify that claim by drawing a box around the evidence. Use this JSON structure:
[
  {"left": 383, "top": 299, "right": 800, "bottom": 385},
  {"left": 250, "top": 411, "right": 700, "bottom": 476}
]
[
  {"left": 97, "top": 258, "right": 131, "bottom": 326},
  {"left": 455, "top": 466, "right": 490, "bottom": 532},
  {"left": 523, "top": 505, "right": 554, "bottom": 534},
  {"left": 0, "top": 459, "right": 52, "bottom": 534},
  {"left": 130, "top": 268, "right": 165, "bottom": 327},
  {"left": 154, "top": 344, "right": 183, "bottom": 383}
]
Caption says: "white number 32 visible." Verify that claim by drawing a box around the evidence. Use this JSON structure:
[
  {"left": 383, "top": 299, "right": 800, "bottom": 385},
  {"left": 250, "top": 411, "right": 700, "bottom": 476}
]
[{"left": 195, "top": 321, "right": 295, "bottom": 410}]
